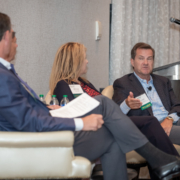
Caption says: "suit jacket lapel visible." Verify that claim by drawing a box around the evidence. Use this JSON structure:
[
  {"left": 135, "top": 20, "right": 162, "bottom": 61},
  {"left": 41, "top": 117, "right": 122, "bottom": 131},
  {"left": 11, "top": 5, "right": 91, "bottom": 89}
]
[
  {"left": 0, "top": 62, "right": 10, "bottom": 72},
  {"left": 0, "top": 62, "right": 20, "bottom": 82},
  {"left": 129, "top": 74, "right": 145, "bottom": 95},
  {"left": 152, "top": 74, "right": 169, "bottom": 110},
  {"left": 129, "top": 73, "right": 153, "bottom": 115},
  {"left": 0, "top": 62, "right": 38, "bottom": 102},
  {"left": 0, "top": 63, "right": 19, "bottom": 84}
]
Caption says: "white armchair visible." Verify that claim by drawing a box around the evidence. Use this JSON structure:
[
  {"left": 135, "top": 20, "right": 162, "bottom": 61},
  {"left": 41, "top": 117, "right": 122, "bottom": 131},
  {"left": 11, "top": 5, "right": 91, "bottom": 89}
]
[{"left": 0, "top": 131, "right": 91, "bottom": 179}]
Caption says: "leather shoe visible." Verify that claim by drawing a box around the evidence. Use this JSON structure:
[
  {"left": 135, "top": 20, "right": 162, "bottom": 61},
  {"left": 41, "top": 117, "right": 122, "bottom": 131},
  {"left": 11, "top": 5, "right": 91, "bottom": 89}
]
[{"left": 153, "top": 158, "right": 180, "bottom": 180}]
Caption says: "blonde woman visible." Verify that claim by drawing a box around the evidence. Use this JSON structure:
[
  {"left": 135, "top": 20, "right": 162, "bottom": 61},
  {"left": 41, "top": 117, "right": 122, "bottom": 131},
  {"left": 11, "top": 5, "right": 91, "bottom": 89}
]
[{"left": 49, "top": 42, "right": 100, "bottom": 103}]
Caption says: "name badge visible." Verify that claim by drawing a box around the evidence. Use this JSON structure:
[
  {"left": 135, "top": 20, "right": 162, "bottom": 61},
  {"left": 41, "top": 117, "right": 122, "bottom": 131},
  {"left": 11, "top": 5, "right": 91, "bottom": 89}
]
[
  {"left": 69, "top": 85, "right": 84, "bottom": 98},
  {"left": 135, "top": 93, "right": 152, "bottom": 110}
]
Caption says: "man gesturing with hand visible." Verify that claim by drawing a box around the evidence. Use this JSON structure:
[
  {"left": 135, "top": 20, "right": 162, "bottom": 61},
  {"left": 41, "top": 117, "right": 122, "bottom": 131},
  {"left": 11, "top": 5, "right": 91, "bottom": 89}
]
[
  {"left": 113, "top": 42, "right": 180, "bottom": 145},
  {"left": 125, "top": 92, "right": 142, "bottom": 109}
]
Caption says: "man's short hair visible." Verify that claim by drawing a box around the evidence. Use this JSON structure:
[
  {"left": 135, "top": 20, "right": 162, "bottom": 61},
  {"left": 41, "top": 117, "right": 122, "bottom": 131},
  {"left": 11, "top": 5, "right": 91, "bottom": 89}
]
[
  {"left": 131, "top": 42, "right": 155, "bottom": 60},
  {"left": 0, "top": 12, "right": 11, "bottom": 41}
]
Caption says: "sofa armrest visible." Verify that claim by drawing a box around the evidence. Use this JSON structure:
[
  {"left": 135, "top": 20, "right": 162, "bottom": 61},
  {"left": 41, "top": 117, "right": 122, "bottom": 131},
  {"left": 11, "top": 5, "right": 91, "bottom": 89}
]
[{"left": 0, "top": 131, "right": 74, "bottom": 147}]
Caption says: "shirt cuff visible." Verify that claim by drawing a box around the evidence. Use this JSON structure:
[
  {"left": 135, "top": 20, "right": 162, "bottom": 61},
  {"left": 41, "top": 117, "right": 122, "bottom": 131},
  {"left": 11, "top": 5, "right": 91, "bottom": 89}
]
[
  {"left": 120, "top": 100, "right": 131, "bottom": 114},
  {"left": 74, "top": 118, "right": 84, "bottom": 131},
  {"left": 169, "top": 113, "right": 179, "bottom": 123}
]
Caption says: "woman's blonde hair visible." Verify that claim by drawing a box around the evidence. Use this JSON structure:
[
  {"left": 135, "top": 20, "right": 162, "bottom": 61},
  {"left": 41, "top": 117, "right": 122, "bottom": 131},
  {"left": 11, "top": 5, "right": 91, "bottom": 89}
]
[{"left": 49, "top": 42, "right": 88, "bottom": 94}]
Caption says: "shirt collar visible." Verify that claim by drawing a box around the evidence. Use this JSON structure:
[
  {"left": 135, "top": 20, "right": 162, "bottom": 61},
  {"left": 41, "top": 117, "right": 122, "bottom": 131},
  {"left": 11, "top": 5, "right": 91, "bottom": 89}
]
[
  {"left": 0, "top": 57, "right": 11, "bottom": 70},
  {"left": 134, "top": 72, "right": 153, "bottom": 84}
]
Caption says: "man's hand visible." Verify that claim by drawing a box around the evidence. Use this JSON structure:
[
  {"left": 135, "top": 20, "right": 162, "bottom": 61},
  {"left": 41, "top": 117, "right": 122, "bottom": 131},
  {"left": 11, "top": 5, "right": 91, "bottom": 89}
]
[
  {"left": 82, "top": 114, "right": 104, "bottom": 131},
  {"left": 161, "top": 118, "right": 173, "bottom": 136},
  {"left": 125, "top": 92, "right": 142, "bottom": 109},
  {"left": 47, "top": 105, "right": 61, "bottom": 110}
]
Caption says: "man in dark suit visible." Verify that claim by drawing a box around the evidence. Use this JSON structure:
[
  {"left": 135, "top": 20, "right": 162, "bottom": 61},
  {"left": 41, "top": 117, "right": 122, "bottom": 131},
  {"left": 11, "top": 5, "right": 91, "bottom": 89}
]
[
  {"left": 1, "top": 13, "right": 180, "bottom": 180},
  {"left": 113, "top": 42, "right": 180, "bottom": 146}
]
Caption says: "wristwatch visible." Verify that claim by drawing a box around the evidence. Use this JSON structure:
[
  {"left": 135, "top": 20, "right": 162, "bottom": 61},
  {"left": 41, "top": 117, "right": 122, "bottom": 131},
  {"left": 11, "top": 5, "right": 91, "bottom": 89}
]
[{"left": 166, "top": 116, "right": 174, "bottom": 122}]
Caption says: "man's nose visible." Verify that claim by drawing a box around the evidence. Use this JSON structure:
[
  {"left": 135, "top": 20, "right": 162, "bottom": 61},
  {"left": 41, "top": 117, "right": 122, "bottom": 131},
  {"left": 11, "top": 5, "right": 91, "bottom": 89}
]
[{"left": 143, "top": 59, "right": 148, "bottom": 64}]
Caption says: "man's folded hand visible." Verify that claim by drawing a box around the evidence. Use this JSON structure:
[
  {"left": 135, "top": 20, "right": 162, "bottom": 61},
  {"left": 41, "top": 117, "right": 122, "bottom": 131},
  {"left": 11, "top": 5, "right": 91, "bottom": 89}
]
[{"left": 82, "top": 114, "right": 104, "bottom": 131}]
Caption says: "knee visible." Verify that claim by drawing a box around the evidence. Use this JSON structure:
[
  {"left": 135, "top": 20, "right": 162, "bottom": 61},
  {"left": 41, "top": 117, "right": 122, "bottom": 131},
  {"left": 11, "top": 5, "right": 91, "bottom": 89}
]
[
  {"left": 149, "top": 116, "right": 160, "bottom": 125},
  {"left": 139, "top": 116, "right": 160, "bottom": 127},
  {"left": 94, "top": 95, "right": 110, "bottom": 105},
  {"left": 142, "top": 116, "right": 159, "bottom": 124},
  {"left": 94, "top": 95, "right": 106, "bottom": 101}
]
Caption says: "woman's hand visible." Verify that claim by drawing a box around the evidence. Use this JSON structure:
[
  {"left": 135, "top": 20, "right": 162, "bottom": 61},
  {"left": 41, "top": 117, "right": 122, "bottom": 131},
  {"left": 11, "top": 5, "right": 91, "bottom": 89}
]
[{"left": 47, "top": 105, "right": 61, "bottom": 110}]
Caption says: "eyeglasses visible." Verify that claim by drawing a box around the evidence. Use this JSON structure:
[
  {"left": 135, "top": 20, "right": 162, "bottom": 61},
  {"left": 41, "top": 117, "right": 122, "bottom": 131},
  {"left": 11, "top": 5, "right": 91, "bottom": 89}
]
[{"left": 12, "top": 31, "right": 16, "bottom": 38}]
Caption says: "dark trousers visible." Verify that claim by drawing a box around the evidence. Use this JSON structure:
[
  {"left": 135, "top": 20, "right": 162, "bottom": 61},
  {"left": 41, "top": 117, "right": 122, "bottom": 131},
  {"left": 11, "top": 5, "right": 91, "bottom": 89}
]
[{"left": 130, "top": 116, "right": 179, "bottom": 156}]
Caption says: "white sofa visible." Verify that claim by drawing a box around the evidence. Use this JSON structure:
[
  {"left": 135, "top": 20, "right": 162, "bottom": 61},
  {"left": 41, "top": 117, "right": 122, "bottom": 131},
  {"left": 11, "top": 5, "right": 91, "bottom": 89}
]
[{"left": 0, "top": 131, "right": 91, "bottom": 179}]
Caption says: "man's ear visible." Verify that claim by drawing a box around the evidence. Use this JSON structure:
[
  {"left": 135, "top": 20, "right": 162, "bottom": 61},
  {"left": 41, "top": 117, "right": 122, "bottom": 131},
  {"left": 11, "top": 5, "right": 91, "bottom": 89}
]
[
  {"left": 131, "top": 58, "right": 134, "bottom": 67},
  {"left": 2, "top": 31, "right": 6, "bottom": 40},
  {"left": 2, "top": 30, "right": 9, "bottom": 40}
]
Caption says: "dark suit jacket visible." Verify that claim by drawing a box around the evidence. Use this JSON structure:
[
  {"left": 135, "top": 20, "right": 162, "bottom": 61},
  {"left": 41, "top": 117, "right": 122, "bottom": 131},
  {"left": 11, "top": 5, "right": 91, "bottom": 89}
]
[
  {"left": 54, "top": 78, "right": 100, "bottom": 103},
  {"left": 0, "top": 63, "right": 75, "bottom": 131},
  {"left": 112, "top": 73, "right": 180, "bottom": 117}
]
